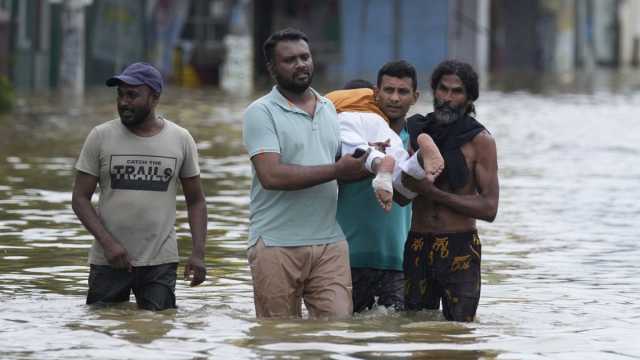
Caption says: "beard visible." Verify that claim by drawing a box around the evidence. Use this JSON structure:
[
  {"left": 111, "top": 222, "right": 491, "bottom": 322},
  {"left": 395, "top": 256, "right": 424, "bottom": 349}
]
[
  {"left": 119, "top": 103, "right": 151, "bottom": 128},
  {"left": 275, "top": 70, "right": 313, "bottom": 94},
  {"left": 433, "top": 98, "right": 466, "bottom": 125}
]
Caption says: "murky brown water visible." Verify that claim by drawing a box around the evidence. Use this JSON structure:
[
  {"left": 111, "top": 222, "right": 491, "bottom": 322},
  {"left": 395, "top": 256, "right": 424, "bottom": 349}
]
[{"left": 1, "top": 80, "right": 640, "bottom": 359}]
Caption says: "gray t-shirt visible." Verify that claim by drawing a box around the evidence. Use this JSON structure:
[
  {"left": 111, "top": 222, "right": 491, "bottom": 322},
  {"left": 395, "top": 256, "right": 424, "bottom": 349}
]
[{"left": 75, "top": 118, "right": 200, "bottom": 266}]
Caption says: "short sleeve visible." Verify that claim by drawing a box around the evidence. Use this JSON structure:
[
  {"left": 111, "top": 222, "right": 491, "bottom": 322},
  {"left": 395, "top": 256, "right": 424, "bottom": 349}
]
[
  {"left": 75, "top": 127, "right": 101, "bottom": 177},
  {"left": 242, "top": 103, "right": 280, "bottom": 158},
  {"left": 180, "top": 129, "right": 200, "bottom": 178}
]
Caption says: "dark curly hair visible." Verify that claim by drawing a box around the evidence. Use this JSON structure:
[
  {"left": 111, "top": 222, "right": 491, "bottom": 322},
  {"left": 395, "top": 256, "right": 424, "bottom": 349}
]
[
  {"left": 431, "top": 60, "right": 479, "bottom": 104},
  {"left": 263, "top": 28, "right": 309, "bottom": 64}
]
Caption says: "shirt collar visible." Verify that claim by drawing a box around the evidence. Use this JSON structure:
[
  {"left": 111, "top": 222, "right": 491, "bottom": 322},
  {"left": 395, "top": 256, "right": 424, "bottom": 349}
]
[{"left": 268, "top": 85, "right": 328, "bottom": 113}]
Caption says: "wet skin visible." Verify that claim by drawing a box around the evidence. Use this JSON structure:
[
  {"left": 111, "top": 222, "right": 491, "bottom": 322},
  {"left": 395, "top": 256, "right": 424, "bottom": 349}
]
[
  {"left": 432, "top": 74, "right": 468, "bottom": 126},
  {"left": 403, "top": 74, "right": 499, "bottom": 233},
  {"left": 72, "top": 82, "right": 207, "bottom": 286},
  {"left": 117, "top": 84, "right": 157, "bottom": 129},
  {"left": 374, "top": 75, "right": 419, "bottom": 131},
  {"left": 268, "top": 39, "right": 315, "bottom": 115}
]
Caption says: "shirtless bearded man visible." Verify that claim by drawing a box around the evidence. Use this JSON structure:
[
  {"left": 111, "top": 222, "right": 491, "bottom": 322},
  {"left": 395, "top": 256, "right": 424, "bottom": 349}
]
[{"left": 400, "top": 60, "right": 499, "bottom": 322}]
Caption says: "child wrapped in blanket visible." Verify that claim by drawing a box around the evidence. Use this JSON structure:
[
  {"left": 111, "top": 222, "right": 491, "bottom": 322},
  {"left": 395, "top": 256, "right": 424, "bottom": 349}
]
[{"left": 326, "top": 86, "right": 444, "bottom": 211}]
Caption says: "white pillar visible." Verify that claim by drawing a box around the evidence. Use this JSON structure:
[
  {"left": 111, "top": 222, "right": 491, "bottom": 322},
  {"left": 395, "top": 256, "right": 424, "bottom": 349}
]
[
  {"left": 34, "top": 1, "right": 51, "bottom": 90},
  {"left": 476, "top": 0, "right": 490, "bottom": 87},
  {"left": 221, "top": 0, "right": 253, "bottom": 96},
  {"left": 59, "top": 0, "right": 89, "bottom": 95},
  {"left": 619, "top": 0, "right": 640, "bottom": 67},
  {"left": 553, "top": 0, "right": 575, "bottom": 74}
]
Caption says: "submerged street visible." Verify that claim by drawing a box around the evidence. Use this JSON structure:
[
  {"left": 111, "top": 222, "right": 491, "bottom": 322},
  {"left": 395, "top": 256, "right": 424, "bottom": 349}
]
[{"left": 1, "top": 78, "right": 639, "bottom": 359}]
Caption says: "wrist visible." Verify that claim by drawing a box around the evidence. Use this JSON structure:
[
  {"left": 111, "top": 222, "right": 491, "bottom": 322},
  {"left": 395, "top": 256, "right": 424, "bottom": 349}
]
[
  {"left": 97, "top": 235, "right": 119, "bottom": 249},
  {"left": 333, "top": 162, "right": 341, "bottom": 180},
  {"left": 191, "top": 248, "right": 205, "bottom": 258}
]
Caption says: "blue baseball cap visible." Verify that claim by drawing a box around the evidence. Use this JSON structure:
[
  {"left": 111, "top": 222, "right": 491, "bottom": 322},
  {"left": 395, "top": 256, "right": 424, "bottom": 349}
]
[{"left": 106, "top": 62, "right": 163, "bottom": 94}]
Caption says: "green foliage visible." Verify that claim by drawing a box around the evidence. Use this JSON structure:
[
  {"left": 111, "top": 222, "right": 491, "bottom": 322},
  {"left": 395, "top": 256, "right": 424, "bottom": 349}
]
[{"left": 0, "top": 75, "right": 14, "bottom": 113}]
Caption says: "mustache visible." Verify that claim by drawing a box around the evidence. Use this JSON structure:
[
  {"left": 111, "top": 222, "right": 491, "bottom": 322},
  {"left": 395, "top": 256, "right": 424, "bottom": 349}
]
[
  {"left": 294, "top": 71, "right": 311, "bottom": 79},
  {"left": 434, "top": 101, "right": 457, "bottom": 112}
]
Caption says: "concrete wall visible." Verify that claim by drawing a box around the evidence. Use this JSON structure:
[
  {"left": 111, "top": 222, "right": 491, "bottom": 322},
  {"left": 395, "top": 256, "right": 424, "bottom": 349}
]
[
  {"left": 592, "top": 0, "right": 618, "bottom": 65},
  {"left": 447, "top": 0, "right": 490, "bottom": 77},
  {"left": 490, "top": 0, "right": 541, "bottom": 72}
]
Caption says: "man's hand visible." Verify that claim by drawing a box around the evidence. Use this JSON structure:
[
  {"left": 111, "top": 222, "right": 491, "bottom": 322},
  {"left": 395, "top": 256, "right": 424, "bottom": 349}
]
[
  {"left": 335, "top": 152, "right": 369, "bottom": 182},
  {"left": 103, "top": 241, "right": 132, "bottom": 271},
  {"left": 73, "top": 171, "right": 133, "bottom": 271},
  {"left": 184, "top": 255, "right": 206, "bottom": 286},
  {"left": 368, "top": 139, "right": 391, "bottom": 153},
  {"left": 402, "top": 172, "right": 436, "bottom": 197}
]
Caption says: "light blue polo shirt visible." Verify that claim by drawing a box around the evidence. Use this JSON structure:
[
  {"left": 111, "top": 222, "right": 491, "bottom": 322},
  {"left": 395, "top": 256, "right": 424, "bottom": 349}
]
[{"left": 242, "top": 86, "right": 345, "bottom": 247}]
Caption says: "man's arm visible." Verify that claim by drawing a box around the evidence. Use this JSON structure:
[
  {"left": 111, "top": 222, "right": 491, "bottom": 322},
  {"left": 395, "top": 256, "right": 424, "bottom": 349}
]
[
  {"left": 252, "top": 152, "right": 368, "bottom": 191},
  {"left": 393, "top": 191, "right": 412, "bottom": 207},
  {"left": 403, "top": 132, "right": 499, "bottom": 221},
  {"left": 71, "top": 171, "right": 132, "bottom": 269},
  {"left": 392, "top": 142, "right": 416, "bottom": 207},
  {"left": 181, "top": 175, "right": 207, "bottom": 286},
  {"left": 244, "top": 102, "right": 369, "bottom": 191}
]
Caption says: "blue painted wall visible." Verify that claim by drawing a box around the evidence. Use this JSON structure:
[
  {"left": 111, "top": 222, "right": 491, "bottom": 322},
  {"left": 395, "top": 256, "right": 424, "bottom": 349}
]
[
  {"left": 399, "top": 0, "right": 448, "bottom": 76},
  {"left": 340, "top": 0, "right": 448, "bottom": 87}
]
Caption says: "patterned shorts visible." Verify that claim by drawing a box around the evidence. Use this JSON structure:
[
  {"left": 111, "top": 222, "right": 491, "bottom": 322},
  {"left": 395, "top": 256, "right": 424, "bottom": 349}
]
[{"left": 403, "top": 230, "right": 481, "bottom": 322}]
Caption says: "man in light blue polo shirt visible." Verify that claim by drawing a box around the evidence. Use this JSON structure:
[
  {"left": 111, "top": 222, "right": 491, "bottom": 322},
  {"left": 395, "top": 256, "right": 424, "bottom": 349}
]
[{"left": 242, "top": 28, "right": 367, "bottom": 319}]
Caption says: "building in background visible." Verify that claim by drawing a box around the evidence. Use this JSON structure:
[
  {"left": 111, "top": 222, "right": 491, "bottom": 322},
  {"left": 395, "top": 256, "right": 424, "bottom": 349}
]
[
  {"left": 619, "top": 0, "right": 640, "bottom": 68},
  {"left": 1, "top": 0, "right": 638, "bottom": 92},
  {"left": 251, "top": 0, "right": 341, "bottom": 88},
  {"left": 0, "top": 0, "right": 242, "bottom": 91},
  {"left": 0, "top": 1, "right": 10, "bottom": 79},
  {"left": 490, "top": 0, "right": 631, "bottom": 74},
  {"left": 252, "top": 0, "right": 488, "bottom": 89},
  {"left": 4, "top": 0, "right": 55, "bottom": 90},
  {"left": 336, "top": 0, "right": 489, "bottom": 87}
]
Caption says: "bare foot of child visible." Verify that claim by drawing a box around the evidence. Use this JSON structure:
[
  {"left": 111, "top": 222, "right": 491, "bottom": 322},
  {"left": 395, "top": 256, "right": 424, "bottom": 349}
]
[
  {"left": 417, "top": 133, "right": 444, "bottom": 182},
  {"left": 375, "top": 187, "right": 393, "bottom": 212},
  {"left": 371, "top": 155, "right": 395, "bottom": 212}
]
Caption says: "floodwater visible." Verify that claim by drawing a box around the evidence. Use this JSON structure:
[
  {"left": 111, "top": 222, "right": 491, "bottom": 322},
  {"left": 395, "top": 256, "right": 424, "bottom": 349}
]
[{"left": 1, "top": 76, "right": 640, "bottom": 359}]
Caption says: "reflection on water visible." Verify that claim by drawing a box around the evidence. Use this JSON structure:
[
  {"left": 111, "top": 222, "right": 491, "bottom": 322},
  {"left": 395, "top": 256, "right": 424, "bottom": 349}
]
[{"left": 1, "top": 82, "right": 640, "bottom": 359}]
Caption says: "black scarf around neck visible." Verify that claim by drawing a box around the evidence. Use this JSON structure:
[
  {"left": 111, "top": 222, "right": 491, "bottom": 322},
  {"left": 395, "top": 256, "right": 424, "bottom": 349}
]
[{"left": 407, "top": 113, "right": 486, "bottom": 190}]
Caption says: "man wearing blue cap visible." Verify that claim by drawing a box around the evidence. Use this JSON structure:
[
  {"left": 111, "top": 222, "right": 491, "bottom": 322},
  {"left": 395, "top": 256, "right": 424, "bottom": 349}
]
[{"left": 72, "top": 62, "right": 208, "bottom": 311}]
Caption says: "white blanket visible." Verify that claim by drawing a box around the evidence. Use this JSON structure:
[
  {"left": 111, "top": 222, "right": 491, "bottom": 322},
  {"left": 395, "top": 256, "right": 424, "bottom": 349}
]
[{"left": 338, "top": 111, "right": 424, "bottom": 199}]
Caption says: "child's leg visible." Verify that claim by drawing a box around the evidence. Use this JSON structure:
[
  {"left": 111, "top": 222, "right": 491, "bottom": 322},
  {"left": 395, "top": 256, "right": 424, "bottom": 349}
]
[
  {"left": 371, "top": 155, "right": 395, "bottom": 212},
  {"left": 371, "top": 154, "right": 394, "bottom": 174},
  {"left": 416, "top": 133, "right": 444, "bottom": 182}
]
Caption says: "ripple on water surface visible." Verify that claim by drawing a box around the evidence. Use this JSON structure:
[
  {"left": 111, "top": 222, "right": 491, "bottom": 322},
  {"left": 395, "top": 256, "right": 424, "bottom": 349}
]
[{"left": 1, "top": 89, "right": 640, "bottom": 359}]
